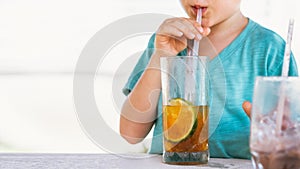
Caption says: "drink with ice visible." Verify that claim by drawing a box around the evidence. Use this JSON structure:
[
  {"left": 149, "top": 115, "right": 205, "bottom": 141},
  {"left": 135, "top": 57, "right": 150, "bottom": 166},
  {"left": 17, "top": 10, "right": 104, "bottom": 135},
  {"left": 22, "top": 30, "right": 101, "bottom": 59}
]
[{"left": 250, "top": 77, "right": 300, "bottom": 169}]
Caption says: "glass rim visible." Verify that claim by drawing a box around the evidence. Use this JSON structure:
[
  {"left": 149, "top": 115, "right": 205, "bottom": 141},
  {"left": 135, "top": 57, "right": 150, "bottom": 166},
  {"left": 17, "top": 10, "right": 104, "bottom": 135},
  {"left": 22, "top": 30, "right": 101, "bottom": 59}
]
[
  {"left": 160, "top": 56, "right": 209, "bottom": 63},
  {"left": 255, "top": 76, "right": 300, "bottom": 82},
  {"left": 160, "top": 55, "right": 208, "bottom": 59}
]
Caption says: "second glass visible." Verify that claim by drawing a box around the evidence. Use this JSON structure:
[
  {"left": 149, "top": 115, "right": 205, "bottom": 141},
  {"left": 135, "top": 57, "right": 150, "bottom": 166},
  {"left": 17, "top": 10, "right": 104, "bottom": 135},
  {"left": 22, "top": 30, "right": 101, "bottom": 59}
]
[
  {"left": 160, "top": 56, "right": 209, "bottom": 164},
  {"left": 250, "top": 77, "right": 300, "bottom": 169}
]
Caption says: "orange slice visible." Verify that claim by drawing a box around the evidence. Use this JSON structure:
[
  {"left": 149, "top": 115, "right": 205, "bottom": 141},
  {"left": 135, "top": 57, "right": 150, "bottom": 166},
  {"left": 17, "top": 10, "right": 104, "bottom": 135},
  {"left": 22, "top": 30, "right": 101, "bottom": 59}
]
[{"left": 163, "top": 98, "right": 197, "bottom": 142}]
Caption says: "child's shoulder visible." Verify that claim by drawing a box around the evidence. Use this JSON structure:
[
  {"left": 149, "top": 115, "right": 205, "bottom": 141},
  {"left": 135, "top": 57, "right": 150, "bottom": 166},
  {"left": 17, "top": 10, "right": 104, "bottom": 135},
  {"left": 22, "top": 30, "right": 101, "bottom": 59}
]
[{"left": 247, "top": 19, "right": 285, "bottom": 44}]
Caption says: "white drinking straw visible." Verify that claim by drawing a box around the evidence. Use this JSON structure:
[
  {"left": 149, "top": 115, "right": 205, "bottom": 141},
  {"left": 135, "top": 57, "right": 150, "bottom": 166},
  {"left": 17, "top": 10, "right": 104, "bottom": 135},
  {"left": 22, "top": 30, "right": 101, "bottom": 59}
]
[
  {"left": 192, "top": 8, "right": 202, "bottom": 56},
  {"left": 185, "top": 8, "right": 202, "bottom": 102},
  {"left": 281, "top": 19, "right": 294, "bottom": 77},
  {"left": 276, "top": 19, "right": 294, "bottom": 133}
]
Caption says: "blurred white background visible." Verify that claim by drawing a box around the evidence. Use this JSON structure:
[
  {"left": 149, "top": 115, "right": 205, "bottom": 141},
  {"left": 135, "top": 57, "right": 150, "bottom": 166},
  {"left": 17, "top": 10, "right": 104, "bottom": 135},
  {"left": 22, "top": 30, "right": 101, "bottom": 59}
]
[{"left": 0, "top": 0, "right": 299, "bottom": 153}]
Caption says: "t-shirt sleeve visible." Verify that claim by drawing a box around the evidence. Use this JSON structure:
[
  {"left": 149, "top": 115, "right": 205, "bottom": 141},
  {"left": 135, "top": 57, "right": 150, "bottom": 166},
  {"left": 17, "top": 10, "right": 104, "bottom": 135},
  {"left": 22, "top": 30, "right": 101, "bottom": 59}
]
[
  {"left": 288, "top": 53, "right": 298, "bottom": 76},
  {"left": 264, "top": 33, "right": 298, "bottom": 76},
  {"left": 122, "top": 34, "right": 156, "bottom": 96},
  {"left": 268, "top": 51, "right": 298, "bottom": 76}
]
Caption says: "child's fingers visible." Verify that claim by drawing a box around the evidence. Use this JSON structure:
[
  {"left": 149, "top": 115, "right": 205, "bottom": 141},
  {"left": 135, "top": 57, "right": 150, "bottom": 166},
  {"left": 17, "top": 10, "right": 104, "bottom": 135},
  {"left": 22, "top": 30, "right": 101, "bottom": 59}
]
[
  {"left": 242, "top": 101, "right": 252, "bottom": 118},
  {"left": 192, "top": 21, "right": 211, "bottom": 37},
  {"left": 202, "top": 27, "right": 211, "bottom": 36},
  {"left": 157, "top": 26, "right": 184, "bottom": 38},
  {"left": 158, "top": 18, "right": 202, "bottom": 40},
  {"left": 179, "top": 18, "right": 203, "bottom": 40}
]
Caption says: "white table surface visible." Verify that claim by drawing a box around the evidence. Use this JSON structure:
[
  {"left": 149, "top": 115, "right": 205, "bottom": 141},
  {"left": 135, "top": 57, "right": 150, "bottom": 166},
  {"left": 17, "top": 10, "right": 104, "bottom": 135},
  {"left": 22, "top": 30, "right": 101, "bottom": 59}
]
[{"left": 0, "top": 153, "right": 253, "bottom": 169}]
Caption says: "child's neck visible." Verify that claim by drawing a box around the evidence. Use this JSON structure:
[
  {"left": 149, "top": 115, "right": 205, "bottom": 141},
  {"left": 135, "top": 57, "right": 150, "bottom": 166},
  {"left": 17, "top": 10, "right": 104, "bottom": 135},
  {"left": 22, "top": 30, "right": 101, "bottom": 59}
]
[
  {"left": 210, "top": 11, "right": 247, "bottom": 36},
  {"left": 202, "top": 11, "right": 248, "bottom": 58}
]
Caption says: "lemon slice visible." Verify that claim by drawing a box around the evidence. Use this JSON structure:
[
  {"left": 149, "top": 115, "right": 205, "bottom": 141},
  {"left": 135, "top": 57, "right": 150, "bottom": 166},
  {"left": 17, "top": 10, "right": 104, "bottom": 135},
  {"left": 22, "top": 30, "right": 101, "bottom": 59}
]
[{"left": 163, "top": 98, "right": 197, "bottom": 142}]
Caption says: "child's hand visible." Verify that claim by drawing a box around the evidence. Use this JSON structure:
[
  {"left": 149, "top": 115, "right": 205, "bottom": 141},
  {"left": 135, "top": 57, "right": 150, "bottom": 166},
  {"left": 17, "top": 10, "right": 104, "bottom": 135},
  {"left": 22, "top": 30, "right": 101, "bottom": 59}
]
[
  {"left": 242, "top": 101, "right": 252, "bottom": 118},
  {"left": 155, "top": 17, "right": 210, "bottom": 56}
]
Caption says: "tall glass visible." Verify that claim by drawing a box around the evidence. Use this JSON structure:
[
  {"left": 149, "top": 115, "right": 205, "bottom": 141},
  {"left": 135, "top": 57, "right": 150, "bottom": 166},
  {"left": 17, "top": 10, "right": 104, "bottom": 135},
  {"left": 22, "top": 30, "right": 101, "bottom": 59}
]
[
  {"left": 160, "top": 56, "right": 209, "bottom": 164},
  {"left": 250, "top": 77, "right": 300, "bottom": 169}
]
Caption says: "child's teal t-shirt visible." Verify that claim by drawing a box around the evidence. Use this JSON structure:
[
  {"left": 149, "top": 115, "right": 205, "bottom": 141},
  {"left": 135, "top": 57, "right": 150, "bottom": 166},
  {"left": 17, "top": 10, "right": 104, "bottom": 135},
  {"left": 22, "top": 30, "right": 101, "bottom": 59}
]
[{"left": 122, "top": 19, "right": 298, "bottom": 159}]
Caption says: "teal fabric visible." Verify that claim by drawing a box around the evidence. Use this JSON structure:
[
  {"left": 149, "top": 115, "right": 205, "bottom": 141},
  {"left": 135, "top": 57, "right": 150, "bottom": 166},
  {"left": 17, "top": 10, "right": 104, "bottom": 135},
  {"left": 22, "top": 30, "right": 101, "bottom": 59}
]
[{"left": 122, "top": 19, "right": 298, "bottom": 159}]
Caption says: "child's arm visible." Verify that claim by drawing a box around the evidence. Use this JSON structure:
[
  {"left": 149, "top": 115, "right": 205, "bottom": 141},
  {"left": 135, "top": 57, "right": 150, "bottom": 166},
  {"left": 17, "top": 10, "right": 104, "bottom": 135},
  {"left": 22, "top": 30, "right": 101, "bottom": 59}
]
[
  {"left": 120, "top": 51, "right": 164, "bottom": 144},
  {"left": 120, "top": 17, "right": 210, "bottom": 144}
]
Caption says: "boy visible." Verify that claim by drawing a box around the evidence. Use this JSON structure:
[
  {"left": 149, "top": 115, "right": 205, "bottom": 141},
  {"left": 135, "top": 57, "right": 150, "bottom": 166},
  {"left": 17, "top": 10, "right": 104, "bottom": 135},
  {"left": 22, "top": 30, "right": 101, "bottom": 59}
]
[{"left": 120, "top": 0, "right": 298, "bottom": 159}]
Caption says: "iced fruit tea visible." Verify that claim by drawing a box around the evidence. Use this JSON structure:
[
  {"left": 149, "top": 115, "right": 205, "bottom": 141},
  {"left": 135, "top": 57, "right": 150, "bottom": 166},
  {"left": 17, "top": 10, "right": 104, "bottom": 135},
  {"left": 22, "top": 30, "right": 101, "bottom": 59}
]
[{"left": 162, "top": 98, "right": 209, "bottom": 164}]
